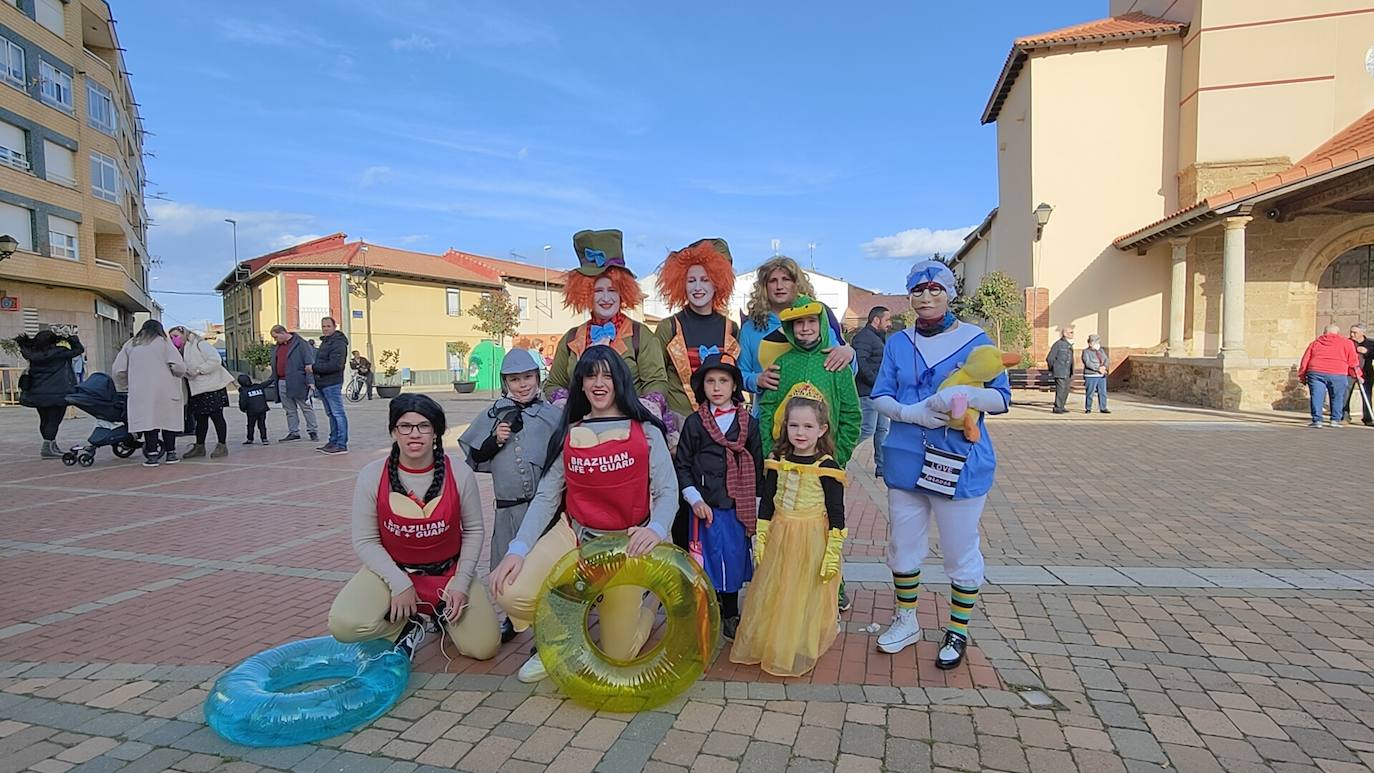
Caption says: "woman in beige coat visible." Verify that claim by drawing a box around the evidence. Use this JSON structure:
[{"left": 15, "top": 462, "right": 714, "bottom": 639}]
[
  {"left": 113, "top": 320, "right": 187, "bottom": 467},
  {"left": 170, "top": 326, "right": 235, "bottom": 459}
]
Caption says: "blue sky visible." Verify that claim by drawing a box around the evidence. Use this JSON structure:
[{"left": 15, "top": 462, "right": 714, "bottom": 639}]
[{"left": 118, "top": 0, "right": 1100, "bottom": 329}]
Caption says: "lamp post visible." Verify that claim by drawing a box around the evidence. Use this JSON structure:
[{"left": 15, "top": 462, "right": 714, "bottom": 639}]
[
  {"left": 1031, "top": 203, "right": 1053, "bottom": 361},
  {"left": 360, "top": 244, "right": 373, "bottom": 364},
  {"left": 542, "top": 244, "right": 552, "bottom": 332},
  {"left": 0, "top": 233, "right": 17, "bottom": 261}
]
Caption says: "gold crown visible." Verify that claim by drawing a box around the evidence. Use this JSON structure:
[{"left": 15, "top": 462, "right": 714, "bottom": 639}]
[{"left": 772, "top": 381, "right": 829, "bottom": 438}]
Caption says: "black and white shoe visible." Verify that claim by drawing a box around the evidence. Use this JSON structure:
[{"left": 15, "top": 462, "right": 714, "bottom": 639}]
[
  {"left": 500, "top": 618, "right": 517, "bottom": 644},
  {"left": 936, "top": 630, "right": 968, "bottom": 670},
  {"left": 393, "top": 616, "right": 428, "bottom": 660}
]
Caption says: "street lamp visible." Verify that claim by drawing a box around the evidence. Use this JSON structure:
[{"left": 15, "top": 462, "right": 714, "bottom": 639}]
[
  {"left": 0, "top": 233, "right": 17, "bottom": 261},
  {"left": 358, "top": 244, "right": 373, "bottom": 364},
  {"left": 1033, "top": 203, "right": 1054, "bottom": 242},
  {"left": 542, "top": 244, "right": 552, "bottom": 326}
]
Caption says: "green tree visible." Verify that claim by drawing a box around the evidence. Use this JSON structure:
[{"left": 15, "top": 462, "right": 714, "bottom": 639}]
[
  {"left": 471, "top": 291, "right": 521, "bottom": 348},
  {"left": 965, "top": 271, "right": 1031, "bottom": 362}
]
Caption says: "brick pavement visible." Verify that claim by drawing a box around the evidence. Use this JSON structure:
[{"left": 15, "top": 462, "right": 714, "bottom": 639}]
[{"left": 2, "top": 389, "right": 1374, "bottom": 771}]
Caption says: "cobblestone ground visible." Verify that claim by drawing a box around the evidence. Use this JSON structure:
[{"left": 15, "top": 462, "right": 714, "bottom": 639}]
[{"left": 2, "top": 389, "right": 1374, "bottom": 771}]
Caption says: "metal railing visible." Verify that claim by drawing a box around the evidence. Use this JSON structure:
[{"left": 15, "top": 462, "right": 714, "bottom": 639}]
[{"left": 298, "top": 306, "right": 330, "bottom": 331}]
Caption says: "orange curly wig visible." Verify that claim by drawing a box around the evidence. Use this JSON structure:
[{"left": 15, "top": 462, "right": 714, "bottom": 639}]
[
  {"left": 562, "top": 266, "right": 644, "bottom": 313},
  {"left": 654, "top": 242, "right": 735, "bottom": 313}
]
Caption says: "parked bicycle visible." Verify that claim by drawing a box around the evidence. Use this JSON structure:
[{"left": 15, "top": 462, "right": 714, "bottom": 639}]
[{"left": 345, "top": 372, "right": 368, "bottom": 402}]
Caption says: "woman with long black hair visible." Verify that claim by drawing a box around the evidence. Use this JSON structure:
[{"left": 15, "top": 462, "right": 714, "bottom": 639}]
[
  {"left": 489, "top": 346, "right": 679, "bottom": 683},
  {"left": 328, "top": 394, "right": 500, "bottom": 661}
]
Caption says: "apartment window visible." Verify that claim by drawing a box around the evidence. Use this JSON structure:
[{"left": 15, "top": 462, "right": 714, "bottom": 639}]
[
  {"left": 48, "top": 215, "right": 78, "bottom": 260},
  {"left": 0, "top": 202, "right": 33, "bottom": 251},
  {"left": 517, "top": 296, "right": 529, "bottom": 320},
  {"left": 87, "top": 81, "right": 116, "bottom": 135},
  {"left": 297, "top": 280, "right": 329, "bottom": 330},
  {"left": 90, "top": 152, "right": 118, "bottom": 201},
  {"left": 36, "top": 0, "right": 65, "bottom": 37},
  {"left": 39, "top": 61, "right": 72, "bottom": 112},
  {"left": 446, "top": 288, "right": 462, "bottom": 316},
  {"left": 43, "top": 140, "right": 74, "bottom": 186},
  {"left": 0, "top": 119, "right": 27, "bottom": 171},
  {"left": 1, "top": 36, "right": 24, "bottom": 89}
]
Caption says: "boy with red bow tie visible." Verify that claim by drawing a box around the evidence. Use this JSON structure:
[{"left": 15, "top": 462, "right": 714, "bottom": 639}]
[{"left": 673, "top": 353, "right": 762, "bottom": 640}]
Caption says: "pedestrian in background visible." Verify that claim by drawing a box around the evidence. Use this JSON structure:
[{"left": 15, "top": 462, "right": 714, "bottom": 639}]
[
  {"left": 1344, "top": 324, "right": 1372, "bottom": 426},
  {"left": 852, "top": 306, "right": 891, "bottom": 477},
  {"left": 1047, "top": 325, "right": 1075, "bottom": 414},
  {"left": 265, "top": 324, "right": 318, "bottom": 442},
  {"left": 16, "top": 329, "right": 83, "bottom": 458},
  {"left": 1081, "top": 334, "right": 1110, "bottom": 414},
  {"left": 313, "top": 316, "right": 350, "bottom": 454},
  {"left": 171, "top": 326, "right": 235, "bottom": 459},
  {"left": 113, "top": 320, "right": 187, "bottom": 466},
  {"left": 1298, "top": 323, "right": 1358, "bottom": 428},
  {"left": 350, "top": 350, "right": 373, "bottom": 400}
]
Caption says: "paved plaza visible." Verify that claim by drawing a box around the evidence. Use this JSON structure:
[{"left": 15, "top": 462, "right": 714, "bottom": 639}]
[{"left": 2, "top": 389, "right": 1374, "bottom": 772}]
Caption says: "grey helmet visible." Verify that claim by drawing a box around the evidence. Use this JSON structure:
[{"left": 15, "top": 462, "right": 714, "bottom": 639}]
[{"left": 500, "top": 348, "right": 542, "bottom": 377}]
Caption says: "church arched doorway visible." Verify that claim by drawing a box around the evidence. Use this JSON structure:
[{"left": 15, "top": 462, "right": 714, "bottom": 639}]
[{"left": 1316, "top": 245, "right": 1374, "bottom": 334}]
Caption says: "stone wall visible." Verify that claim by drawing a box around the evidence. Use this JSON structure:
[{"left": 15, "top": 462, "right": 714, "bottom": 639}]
[
  {"left": 1127, "top": 355, "right": 1305, "bottom": 412},
  {"left": 1178, "top": 159, "right": 1291, "bottom": 206}
]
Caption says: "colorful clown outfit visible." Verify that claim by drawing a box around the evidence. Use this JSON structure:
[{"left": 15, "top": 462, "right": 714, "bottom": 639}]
[
  {"left": 871, "top": 259, "right": 1011, "bottom": 670},
  {"left": 653, "top": 238, "right": 742, "bottom": 419}
]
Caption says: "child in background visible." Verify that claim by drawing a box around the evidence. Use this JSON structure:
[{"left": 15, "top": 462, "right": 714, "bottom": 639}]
[
  {"left": 730, "top": 383, "right": 847, "bottom": 677},
  {"left": 237, "top": 374, "right": 270, "bottom": 445},
  {"left": 673, "top": 353, "right": 762, "bottom": 641},
  {"left": 459, "top": 349, "right": 562, "bottom": 642}
]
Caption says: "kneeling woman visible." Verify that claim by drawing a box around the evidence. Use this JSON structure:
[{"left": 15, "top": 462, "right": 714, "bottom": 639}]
[
  {"left": 329, "top": 394, "right": 501, "bottom": 661},
  {"left": 489, "top": 346, "right": 678, "bottom": 683}
]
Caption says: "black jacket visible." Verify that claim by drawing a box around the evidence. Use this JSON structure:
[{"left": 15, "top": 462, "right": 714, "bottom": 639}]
[
  {"left": 1047, "top": 338, "right": 1074, "bottom": 378},
  {"left": 18, "top": 335, "right": 83, "bottom": 408},
  {"left": 238, "top": 380, "right": 270, "bottom": 415},
  {"left": 313, "top": 331, "right": 349, "bottom": 387},
  {"left": 673, "top": 409, "right": 764, "bottom": 511},
  {"left": 851, "top": 324, "right": 887, "bottom": 397}
]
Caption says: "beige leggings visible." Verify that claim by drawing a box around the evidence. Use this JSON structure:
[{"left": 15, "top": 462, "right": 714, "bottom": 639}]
[
  {"left": 328, "top": 569, "right": 501, "bottom": 661},
  {"left": 493, "top": 519, "right": 655, "bottom": 661}
]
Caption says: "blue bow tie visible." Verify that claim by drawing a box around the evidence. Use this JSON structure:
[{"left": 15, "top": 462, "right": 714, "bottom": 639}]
[
  {"left": 698, "top": 345, "right": 721, "bottom": 362},
  {"left": 584, "top": 248, "right": 607, "bottom": 268},
  {"left": 590, "top": 322, "right": 616, "bottom": 344}
]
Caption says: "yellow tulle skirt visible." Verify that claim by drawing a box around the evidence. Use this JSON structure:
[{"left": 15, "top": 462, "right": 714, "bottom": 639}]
[{"left": 729, "top": 505, "right": 839, "bottom": 677}]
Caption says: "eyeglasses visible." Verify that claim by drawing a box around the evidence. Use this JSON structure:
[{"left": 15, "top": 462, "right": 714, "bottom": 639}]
[
  {"left": 394, "top": 422, "right": 434, "bottom": 436},
  {"left": 910, "top": 283, "right": 946, "bottom": 297}
]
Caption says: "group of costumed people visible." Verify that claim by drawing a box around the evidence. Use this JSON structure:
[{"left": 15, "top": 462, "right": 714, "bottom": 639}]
[{"left": 325, "top": 228, "right": 1009, "bottom": 684}]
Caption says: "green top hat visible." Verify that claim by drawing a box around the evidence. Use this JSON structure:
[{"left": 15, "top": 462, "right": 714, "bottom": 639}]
[
  {"left": 573, "top": 229, "right": 633, "bottom": 278},
  {"left": 685, "top": 237, "right": 732, "bottom": 264}
]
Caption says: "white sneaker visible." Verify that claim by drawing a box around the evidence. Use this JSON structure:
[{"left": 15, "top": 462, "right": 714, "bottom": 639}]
[
  {"left": 517, "top": 651, "right": 547, "bottom": 683},
  {"left": 876, "top": 608, "right": 921, "bottom": 654},
  {"left": 392, "top": 617, "right": 428, "bottom": 660}
]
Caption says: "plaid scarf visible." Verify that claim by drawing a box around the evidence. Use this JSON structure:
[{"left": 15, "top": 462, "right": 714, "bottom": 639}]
[{"left": 697, "top": 402, "right": 758, "bottom": 535}]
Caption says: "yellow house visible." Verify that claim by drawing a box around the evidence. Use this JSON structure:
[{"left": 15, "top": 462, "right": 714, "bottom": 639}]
[
  {"left": 0, "top": 0, "right": 151, "bottom": 372},
  {"left": 215, "top": 234, "right": 580, "bottom": 383},
  {"left": 956, "top": 1, "right": 1374, "bottom": 410}
]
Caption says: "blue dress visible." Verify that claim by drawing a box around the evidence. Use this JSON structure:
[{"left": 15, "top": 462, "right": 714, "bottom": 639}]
[
  {"left": 870, "top": 324, "right": 1011, "bottom": 499},
  {"left": 696, "top": 508, "right": 752, "bottom": 593}
]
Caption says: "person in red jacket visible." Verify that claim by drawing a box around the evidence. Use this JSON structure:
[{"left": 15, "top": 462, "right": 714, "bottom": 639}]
[{"left": 1298, "top": 324, "right": 1359, "bottom": 428}]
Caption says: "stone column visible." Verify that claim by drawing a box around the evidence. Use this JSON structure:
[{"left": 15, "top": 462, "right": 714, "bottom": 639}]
[
  {"left": 1168, "top": 237, "right": 1188, "bottom": 356},
  {"left": 1219, "top": 215, "right": 1252, "bottom": 361}
]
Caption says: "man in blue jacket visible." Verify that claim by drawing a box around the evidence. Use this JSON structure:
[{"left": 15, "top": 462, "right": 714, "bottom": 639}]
[{"left": 312, "top": 316, "right": 350, "bottom": 454}]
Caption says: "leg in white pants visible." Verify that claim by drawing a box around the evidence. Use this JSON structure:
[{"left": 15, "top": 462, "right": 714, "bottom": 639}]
[{"left": 886, "top": 488, "right": 986, "bottom": 588}]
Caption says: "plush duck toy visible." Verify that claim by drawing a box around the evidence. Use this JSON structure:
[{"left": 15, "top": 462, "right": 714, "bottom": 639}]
[{"left": 940, "top": 345, "right": 1021, "bottom": 443}]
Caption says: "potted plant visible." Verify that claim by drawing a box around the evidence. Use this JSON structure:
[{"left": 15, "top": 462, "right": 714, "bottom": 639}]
[
  {"left": 450, "top": 341, "right": 475, "bottom": 393},
  {"left": 376, "top": 349, "right": 403, "bottom": 398}
]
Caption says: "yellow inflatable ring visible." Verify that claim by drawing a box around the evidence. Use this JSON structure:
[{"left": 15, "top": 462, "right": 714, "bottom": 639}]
[{"left": 534, "top": 535, "right": 720, "bottom": 712}]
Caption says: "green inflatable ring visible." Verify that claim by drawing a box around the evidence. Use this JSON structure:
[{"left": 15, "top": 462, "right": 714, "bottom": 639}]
[{"left": 534, "top": 535, "right": 720, "bottom": 712}]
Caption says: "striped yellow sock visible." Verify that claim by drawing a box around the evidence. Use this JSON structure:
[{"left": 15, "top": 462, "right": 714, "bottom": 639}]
[
  {"left": 948, "top": 583, "right": 979, "bottom": 638},
  {"left": 894, "top": 570, "right": 921, "bottom": 610}
]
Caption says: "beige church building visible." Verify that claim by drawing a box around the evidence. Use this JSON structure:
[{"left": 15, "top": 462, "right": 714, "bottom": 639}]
[{"left": 955, "top": 0, "right": 1374, "bottom": 410}]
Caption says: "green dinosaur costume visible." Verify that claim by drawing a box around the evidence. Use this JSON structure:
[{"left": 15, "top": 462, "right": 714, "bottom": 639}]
[{"left": 756, "top": 296, "right": 862, "bottom": 466}]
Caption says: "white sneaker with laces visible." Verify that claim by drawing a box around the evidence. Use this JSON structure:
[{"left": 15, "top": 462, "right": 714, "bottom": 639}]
[
  {"left": 517, "top": 651, "right": 547, "bottom": 683},
  {"left": 392, "top": 617, "right": 428, "bottom": 660},
  {"left": 876, "top": 608, "right": 921, "bottom": 654}
]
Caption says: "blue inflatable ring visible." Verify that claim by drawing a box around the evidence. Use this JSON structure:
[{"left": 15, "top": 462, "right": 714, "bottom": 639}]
[{"left": 204, "top": 636, "right": 410, "bottom": 747}]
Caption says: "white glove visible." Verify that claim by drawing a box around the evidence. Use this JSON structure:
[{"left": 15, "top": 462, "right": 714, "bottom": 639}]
[
  {"left": 936, "top": 385, "right": 1007, "bottom": 414},
  {"left": 898, "top": 396, "right": 950, "bottom": 429}
]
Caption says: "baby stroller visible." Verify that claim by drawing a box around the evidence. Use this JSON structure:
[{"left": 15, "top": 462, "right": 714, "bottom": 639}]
[{"left": 62, "top": 372, "right": 141, "bottom": 467}]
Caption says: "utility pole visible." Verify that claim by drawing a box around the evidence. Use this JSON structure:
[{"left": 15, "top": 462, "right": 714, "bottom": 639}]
[
  {"left": 808, "top": 242, "right": 816, "bottom": 269},
  {"left": 360, "top": 244, "right": 373, "bottom": 364}
]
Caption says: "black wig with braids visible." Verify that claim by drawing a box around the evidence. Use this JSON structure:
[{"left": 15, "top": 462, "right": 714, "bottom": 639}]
[
  {"left": 542, "top": 346, "right": 666, "bottom": 477},
  {"left": 387, "top": 393, "right": 449, "bottom": 503}
]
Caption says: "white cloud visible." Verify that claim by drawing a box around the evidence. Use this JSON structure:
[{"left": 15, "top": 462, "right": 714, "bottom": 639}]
[
  {"left": 269, "top": 233, "right": 326, "bottom": 250},
  {"left": 394, "top": 234, "right": 429, "bottom": 245},
  {"left": 390, "top": 33, "right": 437, "bottom": 52},
  {"left": 517, "top": 147, "right": 529, "bottom": 161},
  {"left": 217, "top": 18, "right": 338, "bottom": 50},
  {"left": 360, "top": 165, "right": 393, "bottom": 187},
  {"left": 861, "top": 226, "right": 975, "bottom": 259}
]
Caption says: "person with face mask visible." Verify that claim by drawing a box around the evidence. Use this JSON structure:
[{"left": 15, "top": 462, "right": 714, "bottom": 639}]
[
  {"left": 1081, "top": 334, "right": 1111, "bottom": 414},
  {"left": 169, "top": 326, "right": 236, "bottom": 458}
]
